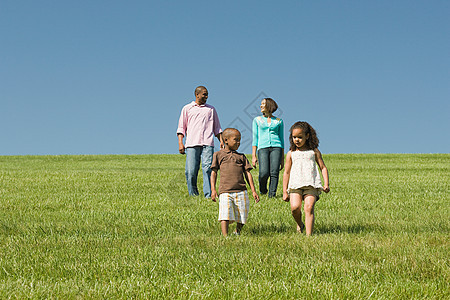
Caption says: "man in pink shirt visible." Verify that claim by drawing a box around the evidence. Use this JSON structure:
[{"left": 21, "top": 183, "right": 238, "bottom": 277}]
[{"left": 177, "top": 86, "right": 224, "bottom": 197}]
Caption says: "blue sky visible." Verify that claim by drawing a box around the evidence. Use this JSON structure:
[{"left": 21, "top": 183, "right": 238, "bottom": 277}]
[{"left": 1, "top": 0, "right": 449, "bottom": 155}]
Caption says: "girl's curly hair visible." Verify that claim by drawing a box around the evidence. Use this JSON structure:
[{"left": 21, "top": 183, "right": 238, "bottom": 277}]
[{"left": 289, "top": 121, "right": 319, "bottom": 151}]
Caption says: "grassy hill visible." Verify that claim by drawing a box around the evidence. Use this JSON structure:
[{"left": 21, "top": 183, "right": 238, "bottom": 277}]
[{"left": 0, "top": 154, "right": 448, "bottom": 298}]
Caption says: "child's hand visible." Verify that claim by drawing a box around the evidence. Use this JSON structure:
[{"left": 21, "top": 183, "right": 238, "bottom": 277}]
[
  {"left": 211, "top": 190, "right": 217, "bottom": 202},
  {"left": 253, "top": 191, "right": 260, "bottom": 203},
  {"left": 283, "top": 191, "right": 290, "bottom": 202},
  {"left": 323, "top": 185, "right": 330, "bottom": 193}
]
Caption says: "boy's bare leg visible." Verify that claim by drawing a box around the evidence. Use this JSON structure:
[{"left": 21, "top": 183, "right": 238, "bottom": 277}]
[
  {"left": 303, "top": 195, "right": 316, "bottom": 236},
  {"left": 235, "top": 223, "right": 244, "bottom": 235},
  {"left": 221, "top": 220, "right": 229, "bottom": 236},
  {"left": 290, "top": 193, "right": 304, "bottom": 233}
]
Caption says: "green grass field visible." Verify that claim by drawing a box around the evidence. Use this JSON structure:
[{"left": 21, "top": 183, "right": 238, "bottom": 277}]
[{"left": 0, "top": 154, "right": 448, "bottom": 299}]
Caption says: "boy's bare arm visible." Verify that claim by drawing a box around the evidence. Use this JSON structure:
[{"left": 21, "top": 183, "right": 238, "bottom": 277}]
[
  {"left": 245, "top": 170, "right": 260, "bottom": 203},
  {"left": 211, "top": 170, "right": 218, "bottom": 202}
]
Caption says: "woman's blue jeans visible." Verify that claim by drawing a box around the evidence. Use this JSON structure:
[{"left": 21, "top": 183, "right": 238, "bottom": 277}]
[
  {"left": 185, "top": 146, "right": 214, "bottom": 197},
  {"left": 258, "top": 147, "right": 283, "bottom": 197}
]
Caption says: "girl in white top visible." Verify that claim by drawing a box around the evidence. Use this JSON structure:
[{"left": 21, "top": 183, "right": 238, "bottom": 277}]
[{"left": 283, "top": 121, "right": 330, "bottom": 236}]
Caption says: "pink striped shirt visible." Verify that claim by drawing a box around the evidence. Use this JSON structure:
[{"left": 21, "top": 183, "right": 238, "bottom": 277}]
[{"left": 177, "top": 101, "right": 223, "bottom": 147}]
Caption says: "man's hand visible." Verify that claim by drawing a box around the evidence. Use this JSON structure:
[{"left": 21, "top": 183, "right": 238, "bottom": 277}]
[
  {"left": 177, "top": 134, "right": 186, "bottom": 154},
  {"left": 179, "top": 144, "right": 185, "bottom": 154}
]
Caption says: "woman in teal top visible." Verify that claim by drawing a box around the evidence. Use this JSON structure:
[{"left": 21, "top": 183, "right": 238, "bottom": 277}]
[{"left": 252, "top": 98, "right": 284, "bottom": 198}]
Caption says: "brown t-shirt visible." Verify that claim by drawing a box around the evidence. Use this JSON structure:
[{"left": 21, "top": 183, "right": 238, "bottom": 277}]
[{"left": 211, "top": 149, "right": 253, "bottom": 195}]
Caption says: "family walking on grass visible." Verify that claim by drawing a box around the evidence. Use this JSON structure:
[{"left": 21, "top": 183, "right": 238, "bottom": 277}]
[{"left": 177, "top": 86, "right": 330, "bottom": 236}]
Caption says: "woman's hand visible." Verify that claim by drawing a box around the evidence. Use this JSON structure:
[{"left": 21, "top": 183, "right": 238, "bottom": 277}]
[{"left": 252, "top": 155, "right": 258, "bottom": 168}]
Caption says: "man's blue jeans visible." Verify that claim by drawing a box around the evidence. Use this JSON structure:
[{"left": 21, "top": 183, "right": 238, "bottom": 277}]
[
  {"left": 258, "top": 147, "right": 283, "bottom": 197},
  {"left": 185, "top": 146, "right": 214, "bottom": 197}
]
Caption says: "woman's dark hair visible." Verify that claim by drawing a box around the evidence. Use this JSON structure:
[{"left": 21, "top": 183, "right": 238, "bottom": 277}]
[
  {"left": 289, "top": 121, "right": 319, "bottom": 151},
  {"left": 263, "top": 98, "right": 278, "bottom": 113}
]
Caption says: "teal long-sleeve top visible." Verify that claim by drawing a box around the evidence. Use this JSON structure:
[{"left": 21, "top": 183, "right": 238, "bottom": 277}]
[{"left": 252, "top": 116, "right": 284, "bottom": 149}]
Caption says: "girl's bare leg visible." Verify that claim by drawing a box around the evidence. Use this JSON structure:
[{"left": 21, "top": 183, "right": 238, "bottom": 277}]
[
  {"left": 290, "top": 193, "right": 304, "bottom": 233},
  {"left": 303, "top": 195, "right": 316, "bottom": 236},
  {"left": 221, "top": 220, "right": 229, "bottom": 236}
]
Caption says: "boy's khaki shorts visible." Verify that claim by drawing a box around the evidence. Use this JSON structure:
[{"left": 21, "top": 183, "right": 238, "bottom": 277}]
[
  {"left": 289, "top": 186, "right": 321, "bottom": 198},
  {"left": 218, "top": 191, "right": 249, "bottom": 224}
]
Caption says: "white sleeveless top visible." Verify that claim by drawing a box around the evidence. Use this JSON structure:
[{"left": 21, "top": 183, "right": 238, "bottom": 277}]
[{"left": 288, "top": 150, "right": 323, "bottom": 191}]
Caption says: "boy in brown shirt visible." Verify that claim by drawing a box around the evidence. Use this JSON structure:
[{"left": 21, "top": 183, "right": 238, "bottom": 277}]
[{"left": 211, "top": 128, "right": 260, "bottom": 236}]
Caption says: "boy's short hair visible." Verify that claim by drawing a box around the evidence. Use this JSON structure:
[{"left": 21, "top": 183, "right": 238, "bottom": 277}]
[
  {"left": 195, "top": 86, "right": 208, "bottom": 96},
  {"left": 222, "top": 128, "right": 240, "bottom": 140},
  {"left": 264, "top": 98, "right": 278, "bottom": 113}
]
